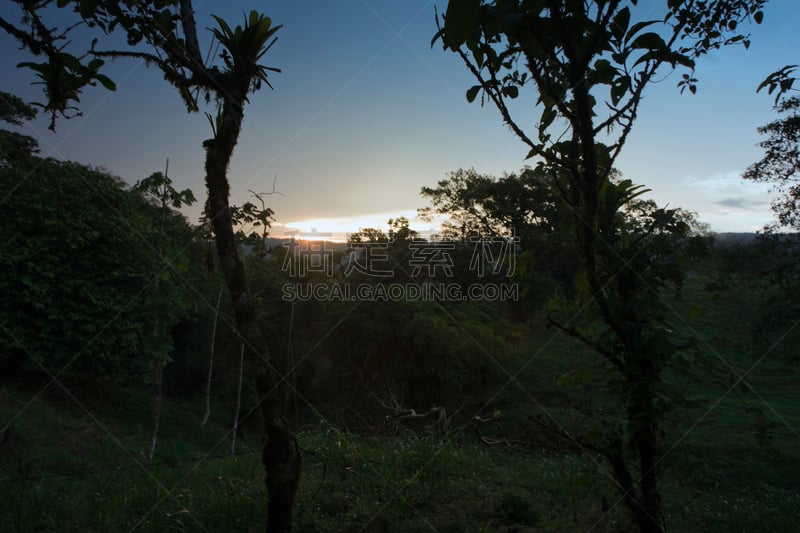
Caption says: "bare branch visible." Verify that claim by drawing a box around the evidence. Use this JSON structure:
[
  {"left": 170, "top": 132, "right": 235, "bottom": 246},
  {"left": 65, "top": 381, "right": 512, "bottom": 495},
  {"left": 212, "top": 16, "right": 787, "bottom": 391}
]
[{"left": 249, "top": 173, "right": 285, "bottom": 198}]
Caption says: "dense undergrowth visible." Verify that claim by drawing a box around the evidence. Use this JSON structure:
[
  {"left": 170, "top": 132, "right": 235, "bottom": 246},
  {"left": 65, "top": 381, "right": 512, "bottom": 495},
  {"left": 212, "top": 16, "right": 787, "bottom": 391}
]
[{"left": 2, "top": 276, "right": 798, "bottom": 532}]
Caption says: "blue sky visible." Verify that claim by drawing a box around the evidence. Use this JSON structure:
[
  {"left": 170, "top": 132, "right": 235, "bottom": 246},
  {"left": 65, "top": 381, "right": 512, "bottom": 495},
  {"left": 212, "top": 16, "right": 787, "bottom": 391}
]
[{"left": 2, "top": 0, "right": 798, "bottom": 236}]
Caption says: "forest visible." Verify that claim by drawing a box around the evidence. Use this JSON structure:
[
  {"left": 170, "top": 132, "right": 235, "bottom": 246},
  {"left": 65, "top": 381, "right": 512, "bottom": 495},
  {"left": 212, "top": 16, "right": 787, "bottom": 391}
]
[{"left": 1, "top": 1, "right": 799, "bottom": 532}]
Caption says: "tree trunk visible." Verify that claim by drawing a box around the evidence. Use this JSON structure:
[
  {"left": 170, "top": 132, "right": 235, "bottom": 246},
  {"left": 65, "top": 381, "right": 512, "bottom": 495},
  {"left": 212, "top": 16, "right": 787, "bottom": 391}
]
[
  {"left": 231, "top": 342, "right": 244, "bottom": 457},
  {"left": 204, "top": 90, "right": 300, "bottom": 532},
  {"left": 628, "top": 358, "right": 664, "bottom": 533},
  {"left": 201, "top": 286, "right": 223, "bottom": 428},
  {"left": 634, "top": 429, "right": 663, "bottom": 533},
  {"left": 146, "top": 360, "right": 164, "bottom": 466},
  {"left": 146, "top": 198, "right": 167, "bottom": 466},
  {"left": 285, "top": 301, "right": 296, "bottom": 425}
]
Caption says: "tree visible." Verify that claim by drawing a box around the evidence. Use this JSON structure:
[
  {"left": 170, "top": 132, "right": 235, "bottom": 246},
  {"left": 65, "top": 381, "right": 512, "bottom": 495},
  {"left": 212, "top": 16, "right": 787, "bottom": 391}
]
[
  {"left": 0, "top": 91, "right": 39, "bottom": 162},
  {"left": 744, "top": 96, "right": 800, "bottom": 230},
  {"left": 0, "top": 132, "right": 198, "bottom": 381},
  {"left": 387, "top": 216, "right": 418, "bottom": 243},
  {"left": 348, "top": 227, "right": 390, "bottom": 244},
  {"left": 421, "top": 167, "right": 561, "bottom": 241},
  {"left": 2, "top": 2, "right": 300, "bottom": 530},
  {"left": 742, "top": 76, "right": 800, "bottom": 361},
  {"left": 420, "top": 166, "right": 575, "bottom": 308},
  {"left": 133, "top": 168, "right": 196, "bottom": 465},
  {"left": 621, "top": 196, "right": 712, "bottom": 300},
  {"left": 436, "top": 1, "right": 764, "bottom": 531}
]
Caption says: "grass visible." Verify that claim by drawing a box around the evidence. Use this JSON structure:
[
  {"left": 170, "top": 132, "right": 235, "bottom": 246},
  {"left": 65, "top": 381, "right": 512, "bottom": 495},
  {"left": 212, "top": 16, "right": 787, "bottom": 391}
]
[{"left": 1, "top": 277, "right": 799, "bottom": 531}]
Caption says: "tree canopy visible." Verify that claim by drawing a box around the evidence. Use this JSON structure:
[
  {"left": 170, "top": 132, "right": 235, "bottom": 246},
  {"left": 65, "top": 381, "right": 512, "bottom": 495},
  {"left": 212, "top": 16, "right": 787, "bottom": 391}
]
[{"left": 745, "top": 96, "right": 800, "bottom": 230}]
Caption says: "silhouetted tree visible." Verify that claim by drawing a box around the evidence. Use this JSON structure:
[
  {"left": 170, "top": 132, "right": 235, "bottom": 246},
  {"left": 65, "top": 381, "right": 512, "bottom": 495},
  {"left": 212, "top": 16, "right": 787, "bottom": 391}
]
[
  {"left": 1, "top": 2, "right": 300, "bottom": 529},
  {"left": 437, "top": 1, "right": 765, "bottom": 531},
  {"left": 744, "top": 96, "right": 800, "bottom": 231}
]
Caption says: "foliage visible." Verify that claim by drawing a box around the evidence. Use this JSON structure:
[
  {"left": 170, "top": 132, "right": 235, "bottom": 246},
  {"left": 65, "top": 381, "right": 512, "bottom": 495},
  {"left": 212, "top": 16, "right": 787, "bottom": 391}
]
[
  {"left": 132, "top": 170, "right": 199, "bottom": 363},
  {"left": 1, "top": 2, "right": 283, "bottom": 126},
  {"left": 2, "top": 334, "right": 799, "bottom": 533},
  {"left": 758, "top": 64, "right": 798, "bottom": 103},
  {"left": 209, "top": 10, "right": 282, "bottom": 93},
  {"left": 0, "top": 92, "right": 37, "bottom": 126},
  {"left": 744, "top": 96, "right": 800, "bottom": 231},
  {"left": 436, "top": 0, "right": 764, "bottom": 167},
  {"left": 420, "top": 167, "right": 563, "bottom": 241},
  {"left": 324, "top": 298, "right": 519, "bottom": 412},
  {"left": 739, "top": 81, "right": 800, "bottom": 365},
  {"left": 420, "top": 166, "right": 577, "bottom": 309},
  {"left": 436, "top": 2, "right": 764, "bottom": 531},
  {"left": 0, "top": 91, "right": 40, "bottom": 162},
  {"left": 711, "top": 234, "right": 800, "bottom": 362},
  {"left": 0, "top": 156, "right": 199, "bottom": 378},
  {"left": 134, "top": 171, "right": 197, "bottom": 211}
]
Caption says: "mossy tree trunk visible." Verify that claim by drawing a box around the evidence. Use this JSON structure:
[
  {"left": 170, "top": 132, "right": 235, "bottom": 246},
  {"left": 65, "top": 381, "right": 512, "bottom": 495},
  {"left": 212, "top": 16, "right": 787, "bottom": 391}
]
[{"left": 204, "top": 86, "right": 300, "bottom": 532}]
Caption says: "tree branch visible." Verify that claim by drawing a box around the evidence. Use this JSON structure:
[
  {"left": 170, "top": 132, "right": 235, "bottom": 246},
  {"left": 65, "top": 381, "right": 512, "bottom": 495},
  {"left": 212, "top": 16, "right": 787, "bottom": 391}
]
[
  {"left": 0, "top": 16, "right": 47, "bottom": 54},
  {"left": 547, "top": 316, "right": 623, "bottom": 371},
  {"left": 179, "top": 0, "right": 203, "bottom": 67},
  {"left": 454, "top": 46, "right": 540, "bottom": 154}
]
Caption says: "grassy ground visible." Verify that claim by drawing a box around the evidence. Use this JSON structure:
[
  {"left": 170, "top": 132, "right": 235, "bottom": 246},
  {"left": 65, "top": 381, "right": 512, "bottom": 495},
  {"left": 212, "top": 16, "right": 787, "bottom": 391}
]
[{"left": 1, "top": 278, "right": 798, "bottom": 531}]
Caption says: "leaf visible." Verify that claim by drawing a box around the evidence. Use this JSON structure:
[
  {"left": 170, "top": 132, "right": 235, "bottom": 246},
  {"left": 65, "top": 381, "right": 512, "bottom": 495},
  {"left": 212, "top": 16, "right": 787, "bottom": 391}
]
[
  {"left": 502, "top": 85, "right": 519, "bottom": 98},
  {"left": 587, "top": 59, "right": 616, "bottom": 87},
  {"left": 633, "top": 49, "right": 694, "bottom": 69},
  {"left": 610, "top": 7, "right": 630, "bottom": 41},
  {"left": 630, "top": 32, "right": 667, "bottom": 50},
  {"left": 78, "top": 0, "right": 97, "bottom": 19},
  {"left": 95, "top": 74, "right": 116, "bottom": 91},
  {"left": 443, "top": 0, "right": 482, "bottom": 51},
  {"left": 754, "top": 11, "right": 764, "bottom": 24},
  {"left": 625, "top": 20, "right": 657, "bottom": 42},
  {"left": 212, "top": 15, "right": 233, "bottom": 42},
  {"left": 539, "top": 107, "right": 557, "bottom": 131},
  {"left": 466, "top": 85, "right": 481, "bottom": 103},
  {"left": 431, "top": 28, "right": 445, "bottom": 48},
  {"left": 611, "top": 76, "right": 630, "bottom": 106}
]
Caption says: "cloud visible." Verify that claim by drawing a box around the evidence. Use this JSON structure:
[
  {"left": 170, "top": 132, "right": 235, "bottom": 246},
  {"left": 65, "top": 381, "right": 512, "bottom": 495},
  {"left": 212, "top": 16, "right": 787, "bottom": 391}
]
[
  {"left": 666, "top": 171, "right": 775, "bottom": 231},
  {"left": 716, "top": 197, "right": 769, "bottom": 210},
  {"left": 687, "top": 170, "right": 743, "bottom": 190},
  {"left": 276, "top": 209, "right": 441, "bottom": 241}
]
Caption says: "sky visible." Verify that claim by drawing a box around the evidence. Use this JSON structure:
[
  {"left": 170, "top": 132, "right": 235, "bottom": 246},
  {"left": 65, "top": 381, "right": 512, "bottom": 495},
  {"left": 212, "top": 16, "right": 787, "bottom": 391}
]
[{"left": 1, "top": 0, "right": 798, "bottom": 239}]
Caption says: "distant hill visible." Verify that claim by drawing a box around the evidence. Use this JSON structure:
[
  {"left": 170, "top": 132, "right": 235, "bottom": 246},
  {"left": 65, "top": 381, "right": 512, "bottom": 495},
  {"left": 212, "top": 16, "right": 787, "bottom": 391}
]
[
  {"left": 264, "top": 237, "right": 350, "bottom": 251},
  {"left": 240, "top": 237, "right": 351, "bottom": 258},
  {"left": 712, "top": 232, "right": 759, "bottom": 246}
]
